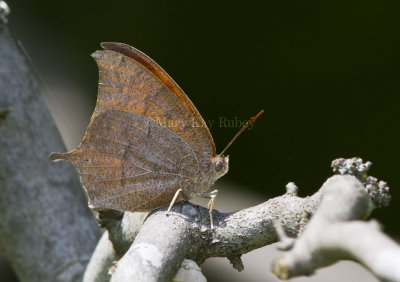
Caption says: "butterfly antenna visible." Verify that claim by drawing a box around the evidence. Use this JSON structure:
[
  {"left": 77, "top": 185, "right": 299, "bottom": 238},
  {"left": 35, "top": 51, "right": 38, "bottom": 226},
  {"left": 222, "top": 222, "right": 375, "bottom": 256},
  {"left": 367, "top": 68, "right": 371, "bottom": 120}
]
[{"left": 219, "top": 110, "right": 264, "bottom": 156}]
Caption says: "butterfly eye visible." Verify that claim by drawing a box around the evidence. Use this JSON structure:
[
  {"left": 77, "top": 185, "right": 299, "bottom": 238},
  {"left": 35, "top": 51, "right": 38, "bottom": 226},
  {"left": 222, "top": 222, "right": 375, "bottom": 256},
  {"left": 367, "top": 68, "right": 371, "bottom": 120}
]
[{"left": 214, "top": 160, "right": 223, "bottom": 172}]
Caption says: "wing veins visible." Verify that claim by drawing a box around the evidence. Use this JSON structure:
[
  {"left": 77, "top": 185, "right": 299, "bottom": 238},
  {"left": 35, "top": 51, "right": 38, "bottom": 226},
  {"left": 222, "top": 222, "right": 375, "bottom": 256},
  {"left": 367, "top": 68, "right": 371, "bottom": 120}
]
[
  {"left": 84, "top": 139, "right": 178, "bottom": 169},
  {"left": 74, "top": 152, "right": 151, "bottom": 173},
  {"left": 130, "top": 183, "right": 177, "bottom": 210},
  {"left": 82, "top": 171, "right": 152, "bottom": 184},
  {"left": 98, "top": 68, "right": 191, "bottom": 124},
  {"left": 81, "top": 167, "right": 186, "bottom": 185},
  {"left": 102, "top": 114, "right": 195, "bottom": 168},
  {"left": 93, "top": 185, "right": 155, "bottom": 204}
]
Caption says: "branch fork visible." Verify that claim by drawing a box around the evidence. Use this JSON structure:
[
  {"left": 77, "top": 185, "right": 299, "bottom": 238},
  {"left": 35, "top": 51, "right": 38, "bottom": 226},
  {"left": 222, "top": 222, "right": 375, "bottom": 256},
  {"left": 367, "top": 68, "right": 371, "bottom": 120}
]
[{"left": 84, "top": 157, "right": 393, "bottom": 281}]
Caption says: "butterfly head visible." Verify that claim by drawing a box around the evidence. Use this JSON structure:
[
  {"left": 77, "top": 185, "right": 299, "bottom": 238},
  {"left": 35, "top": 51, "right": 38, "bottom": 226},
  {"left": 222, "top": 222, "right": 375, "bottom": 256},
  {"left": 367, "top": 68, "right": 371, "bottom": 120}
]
[
  {"left": 214, "top": 110, "right": 263, "bottom": 181},
  {"left": 212, "top": 155, "right": 229, "bottom": 179}
]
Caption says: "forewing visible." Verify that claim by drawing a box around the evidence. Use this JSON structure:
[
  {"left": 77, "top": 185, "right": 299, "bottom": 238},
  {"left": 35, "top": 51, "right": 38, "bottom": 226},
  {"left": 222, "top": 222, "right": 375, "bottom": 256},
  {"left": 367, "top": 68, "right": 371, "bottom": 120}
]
[
  {"left": 91, "top": 44, "right": 215, "bottom": 173},
  {"left": 51, "top": 110, "right": 198, "bottom": 211}
]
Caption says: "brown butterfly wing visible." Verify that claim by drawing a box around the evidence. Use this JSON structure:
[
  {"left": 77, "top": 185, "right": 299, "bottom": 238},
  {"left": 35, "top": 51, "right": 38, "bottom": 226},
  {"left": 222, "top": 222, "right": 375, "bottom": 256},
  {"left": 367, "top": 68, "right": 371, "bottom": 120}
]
[
  {"left": 100, "top": 42, "right": 213, "bottom": 139},
  {"left": 51, "top": 43, "right": 214, "bottom": 211},
  {"left": 93, "top": 43, "right": 215, "bottom": 159},
  {"left": 51, "top": 110, "right": 198, "bottom": 211}
]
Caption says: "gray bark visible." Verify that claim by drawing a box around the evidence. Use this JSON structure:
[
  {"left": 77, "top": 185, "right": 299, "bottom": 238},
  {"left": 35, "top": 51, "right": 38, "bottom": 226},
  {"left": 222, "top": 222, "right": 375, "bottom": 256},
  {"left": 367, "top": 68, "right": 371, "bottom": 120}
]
[
  {"left": 85, "top": 158, "right": 392, "bottom": 282},
  {"left": 271, "top": 176, "right": 399, "bottom": 281},
  {"left": 0, "top": 15, "right": 101, "bottom": 282},
  {"left": 83, "top": 232, "right": 117, "bottom": 282},
  {"left": 83, "top": 177, "right": 341, "bottom": 281}
]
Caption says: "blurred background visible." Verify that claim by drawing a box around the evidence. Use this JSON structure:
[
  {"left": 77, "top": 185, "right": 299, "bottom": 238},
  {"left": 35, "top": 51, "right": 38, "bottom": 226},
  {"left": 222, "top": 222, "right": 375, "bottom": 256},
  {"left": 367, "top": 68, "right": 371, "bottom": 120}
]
[{"left": 3, "top": 0, "right": 400, "bottom": 281}]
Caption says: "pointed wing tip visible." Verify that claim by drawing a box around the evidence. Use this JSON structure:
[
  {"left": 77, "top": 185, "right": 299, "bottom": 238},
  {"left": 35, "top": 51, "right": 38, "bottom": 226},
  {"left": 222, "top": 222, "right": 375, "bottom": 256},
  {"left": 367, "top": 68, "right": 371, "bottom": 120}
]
[
  {"left": 100, "top": 42, "right": 142, "bottom": 56},
  {"left": 100, "top": 42, "right": 113, "bottom": 50},
  {"left": 91, "top": 50, "right": 102, "bottom": 60},
  {"left": 92, "top": 42, "right": 131, "bottom": 59},
  {"left": 49, "top": 152, "right": 70, "bottom": 162},
  {"left": 101, "top": 42, "right": 128, "bottom": 51}
]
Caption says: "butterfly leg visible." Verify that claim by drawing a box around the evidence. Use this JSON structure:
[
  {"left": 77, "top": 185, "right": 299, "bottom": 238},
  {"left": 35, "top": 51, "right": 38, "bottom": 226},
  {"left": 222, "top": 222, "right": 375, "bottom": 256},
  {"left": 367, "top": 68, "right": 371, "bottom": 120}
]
[
  {"left": 165, "top": 188, "right": 183, "bottom": 216},
  {"left": 201, "top": 190, "right": 218, "bottom": 229}
]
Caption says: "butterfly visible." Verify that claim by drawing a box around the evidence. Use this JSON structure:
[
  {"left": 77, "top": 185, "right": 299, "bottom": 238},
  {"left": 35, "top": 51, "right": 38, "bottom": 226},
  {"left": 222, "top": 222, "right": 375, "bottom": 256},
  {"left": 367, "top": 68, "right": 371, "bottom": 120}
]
[{"left": 50, "top": 42, "right": 263, "bottom": 228}]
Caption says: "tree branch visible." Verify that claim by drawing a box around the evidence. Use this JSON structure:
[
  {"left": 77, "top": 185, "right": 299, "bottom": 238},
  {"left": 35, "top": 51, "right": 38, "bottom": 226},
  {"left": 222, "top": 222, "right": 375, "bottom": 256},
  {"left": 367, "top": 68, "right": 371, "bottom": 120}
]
[
  {"left": 271, "top": 162, "right": 397, "bottom": 281},
  {"left": 0, "top": 7, "right": 101, "bottom": 281},
  {"left": 83, "top": 232, "right": 117, "bottom": 282},
  {"left": 272, "top": 220, "right": 400, "bottom": 281},
  {"left": 83, "top": 158, "right": 390, "bottom": 282}
]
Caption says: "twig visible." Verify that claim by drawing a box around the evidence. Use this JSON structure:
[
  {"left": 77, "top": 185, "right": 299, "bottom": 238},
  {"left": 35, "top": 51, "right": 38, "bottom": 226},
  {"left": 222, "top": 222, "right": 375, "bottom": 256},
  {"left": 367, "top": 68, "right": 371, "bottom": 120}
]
[
  {"left": 271, "top": 173, "right": 398, "bottom": 281},
  {"left": 83, "top": 232, "right": 117, "bottom": 282}
]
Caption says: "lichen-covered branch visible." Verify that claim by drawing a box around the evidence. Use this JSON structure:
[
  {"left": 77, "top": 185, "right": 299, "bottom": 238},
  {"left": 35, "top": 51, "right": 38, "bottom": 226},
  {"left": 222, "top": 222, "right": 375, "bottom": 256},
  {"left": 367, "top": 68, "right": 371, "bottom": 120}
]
[
  {"left": 85, "top": 183, "right": 312, "bottom": 281},
  {"left": 83, "top": 158, "right": 391, "bottom": 282},
  {"left": 271, "top": 161, "right": 397, "bottom": 281},
  {"left": 0, "top": 10, "right": 100, "bottom": 281},
  {"left": 273, "top": 220, "right": 400, "bottom": 281}
]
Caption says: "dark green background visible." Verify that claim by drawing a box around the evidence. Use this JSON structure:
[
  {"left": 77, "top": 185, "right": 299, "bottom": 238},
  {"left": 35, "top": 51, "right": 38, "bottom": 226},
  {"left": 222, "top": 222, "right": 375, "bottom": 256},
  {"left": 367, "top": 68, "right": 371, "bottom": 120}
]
[{"left": 7, "top": 0, "right": 400, "bottom": 238}]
